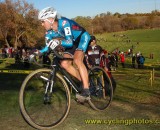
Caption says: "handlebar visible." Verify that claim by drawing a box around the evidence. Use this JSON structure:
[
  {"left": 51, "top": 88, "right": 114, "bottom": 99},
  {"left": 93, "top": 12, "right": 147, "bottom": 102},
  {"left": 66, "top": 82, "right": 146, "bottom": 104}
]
[
  {"left": 30, "top": 47, "right": 73, "bottom": 67},
  {"left": 52, "top": 48, "right": 73, "bottom": 61},
  {"left": 53, "top": 49, "right": 64, "bottom": 59}
]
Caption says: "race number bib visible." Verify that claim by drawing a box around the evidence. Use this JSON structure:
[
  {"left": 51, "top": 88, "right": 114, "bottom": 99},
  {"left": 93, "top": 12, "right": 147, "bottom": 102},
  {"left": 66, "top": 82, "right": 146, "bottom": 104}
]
[
  {"left": 64, "top": 27, "right": 71, "bottom": 36},
  {"left": 47, "top": 40, "right": 59, "bottom": 50}
]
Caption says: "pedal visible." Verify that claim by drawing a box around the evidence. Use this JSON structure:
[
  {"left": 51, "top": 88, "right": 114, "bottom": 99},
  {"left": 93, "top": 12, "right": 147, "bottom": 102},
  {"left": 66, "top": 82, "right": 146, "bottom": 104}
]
[{"left": 75, "top": 93, "right": 90, "bottom": 104}]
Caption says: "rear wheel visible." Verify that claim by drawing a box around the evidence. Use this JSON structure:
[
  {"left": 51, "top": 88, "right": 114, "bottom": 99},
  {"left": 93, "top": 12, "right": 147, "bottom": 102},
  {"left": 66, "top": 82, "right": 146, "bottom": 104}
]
[
  {"left": 88, "top": 66, "right": 113, "bottom": 111},
  {"left": 19, "top": 69, "right": 70, "bottom": 130}
]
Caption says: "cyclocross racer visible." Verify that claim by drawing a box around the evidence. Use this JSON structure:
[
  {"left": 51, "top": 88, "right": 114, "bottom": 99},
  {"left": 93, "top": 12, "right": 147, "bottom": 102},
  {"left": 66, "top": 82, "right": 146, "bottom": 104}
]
[{"left": 30, "top": 7, "right": 91, "bottom": 102}]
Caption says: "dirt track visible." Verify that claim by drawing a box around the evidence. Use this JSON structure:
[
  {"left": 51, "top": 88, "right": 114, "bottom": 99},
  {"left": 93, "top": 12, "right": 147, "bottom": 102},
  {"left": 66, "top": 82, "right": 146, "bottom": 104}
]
[{"left": 0, "top": 99, "right": 159, "bottom": 130}]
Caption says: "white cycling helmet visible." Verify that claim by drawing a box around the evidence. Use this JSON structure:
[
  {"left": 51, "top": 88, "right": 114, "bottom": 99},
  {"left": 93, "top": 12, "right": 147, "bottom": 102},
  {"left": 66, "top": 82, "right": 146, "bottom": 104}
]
[{"left": 38, "top": 7, "right": 57, "bottom": 20}]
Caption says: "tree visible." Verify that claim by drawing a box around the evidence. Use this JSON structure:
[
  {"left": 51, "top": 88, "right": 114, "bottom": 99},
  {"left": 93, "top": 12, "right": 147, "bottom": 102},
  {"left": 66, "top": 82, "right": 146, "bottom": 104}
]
[
  {"left": 12, "top": 0, "right": 40, "bottom": 48},
  {"left": 121, "top": 17, "right": 139, "bottom": 30},
  {"left": 0, "top": 2, "right": 14, "bottom": 47},
  {"left": 74, "top": 16, "right": 92, "bottom": 33},
  {"left": 114, "top": 12, "right": 121, "bottom": 18},
  {"left": 0, "top": 0, "right": 43, "bottom": 49},
  {"left": 145, "top": 15, "right": 155, "bottom": 28}
]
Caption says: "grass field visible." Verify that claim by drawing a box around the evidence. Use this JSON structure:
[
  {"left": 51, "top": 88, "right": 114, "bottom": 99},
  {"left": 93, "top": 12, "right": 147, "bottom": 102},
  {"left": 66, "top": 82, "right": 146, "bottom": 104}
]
[
  {"left": 0, "top": 29, "right": 159, "bottom": 130},
  {"left": 96, "top": 29, "right": 160, "bottom": 63}
]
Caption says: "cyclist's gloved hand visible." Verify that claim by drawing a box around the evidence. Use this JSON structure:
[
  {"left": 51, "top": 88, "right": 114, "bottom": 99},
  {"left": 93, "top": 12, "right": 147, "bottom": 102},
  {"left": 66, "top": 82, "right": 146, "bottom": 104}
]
[
  {"left": 47, "top": 39, "right": 60, "bottom": 50},
  {"left": 34, "top": 49, "right": 41, "bottom": 55},
  {"left": 55, "top": 45, "right": 65, "bottom": 52},
  {"left": 29, "top": 50, "right": 42, "bottom": 63},
  {"left": 29, "top": 54, "right": 36, "bottom": 63}
]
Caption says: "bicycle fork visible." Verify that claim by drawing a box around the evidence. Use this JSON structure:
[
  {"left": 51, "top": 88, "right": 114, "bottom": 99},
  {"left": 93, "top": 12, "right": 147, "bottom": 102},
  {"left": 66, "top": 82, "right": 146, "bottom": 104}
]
[{"left": 40, "top": 70, "right": 55, "bottom": 104}]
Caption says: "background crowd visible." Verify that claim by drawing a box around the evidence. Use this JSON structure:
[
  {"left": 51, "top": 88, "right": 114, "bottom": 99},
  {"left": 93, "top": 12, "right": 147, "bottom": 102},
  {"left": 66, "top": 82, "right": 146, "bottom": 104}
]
[{"left": 0, "top": 43, "right": 148, "bottom": 70}]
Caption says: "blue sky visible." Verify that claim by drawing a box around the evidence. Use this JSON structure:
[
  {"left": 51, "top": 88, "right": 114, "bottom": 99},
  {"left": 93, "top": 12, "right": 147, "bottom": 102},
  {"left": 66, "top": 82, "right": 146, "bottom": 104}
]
[{"left": 26, "top": 0, "right": 159, "bottom": 18}]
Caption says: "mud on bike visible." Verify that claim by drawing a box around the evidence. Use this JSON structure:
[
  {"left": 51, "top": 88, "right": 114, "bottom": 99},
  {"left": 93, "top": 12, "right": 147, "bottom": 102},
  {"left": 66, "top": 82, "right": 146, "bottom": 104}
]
[{"left": 19, "top": 49, "right": 113, "bottom": 130}]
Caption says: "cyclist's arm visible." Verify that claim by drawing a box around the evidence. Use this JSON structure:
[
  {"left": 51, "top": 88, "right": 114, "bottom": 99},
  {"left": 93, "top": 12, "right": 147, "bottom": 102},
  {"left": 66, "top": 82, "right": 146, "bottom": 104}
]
[
  {"left": 40, "top": 20, "right": 75, "bottom": 53},
  {"left": 39, "top": 46, "right": 48, "bottom": 54},
  {"left": 39, "top": 30, "right": 58, "bottom": 54}
]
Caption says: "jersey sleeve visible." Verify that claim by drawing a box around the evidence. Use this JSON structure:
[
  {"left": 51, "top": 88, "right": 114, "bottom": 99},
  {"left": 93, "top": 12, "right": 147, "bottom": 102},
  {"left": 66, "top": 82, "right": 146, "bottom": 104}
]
[{"left": 39, "top": 31, "right": 53, "bottom": 53}]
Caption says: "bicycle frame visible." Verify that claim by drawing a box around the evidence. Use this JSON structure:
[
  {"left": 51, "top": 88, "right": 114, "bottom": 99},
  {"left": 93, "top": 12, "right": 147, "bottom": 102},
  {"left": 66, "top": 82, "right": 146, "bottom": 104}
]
[
  {"left": 19, "top": 51, "right": 113, "bottom": 130},
  {"left": 48, "top": 55, "right": 82, "bottom": 94}
]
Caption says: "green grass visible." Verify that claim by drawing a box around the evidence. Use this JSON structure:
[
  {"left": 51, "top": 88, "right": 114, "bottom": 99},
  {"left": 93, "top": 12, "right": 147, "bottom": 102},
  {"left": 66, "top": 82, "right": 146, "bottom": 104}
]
[
  {"left": 0, "top": 73, "right": 26, "bottom": 118},
  {"left": 123, "top": 29, "right": 160, "bottom": 42},
  {"left": 113, "top": 67, "right": 160, "bottom": 103},
  {"left": 96, "top": 29, "right": 160, "bottom": 42},
  {"left": 96, "top": 29, "right": 160, "bottom": 64}
]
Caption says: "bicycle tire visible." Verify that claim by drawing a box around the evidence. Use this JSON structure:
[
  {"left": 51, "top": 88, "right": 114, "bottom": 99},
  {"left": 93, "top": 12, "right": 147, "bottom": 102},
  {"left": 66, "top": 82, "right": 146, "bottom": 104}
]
[
  {"left": 88, "top": 66, "right": 113, "bottom": 111},
  {"left": 19, "top": 68, "right": 71, "bottom": 130}
]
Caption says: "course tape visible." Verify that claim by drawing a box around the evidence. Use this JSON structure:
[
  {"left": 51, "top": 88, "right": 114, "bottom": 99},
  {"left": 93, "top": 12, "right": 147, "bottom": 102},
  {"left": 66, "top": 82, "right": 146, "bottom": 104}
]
[
  {"left": 0, "top": 70, "right": 32, "bottom": 74},
  {"left": 0, "top": 69, "right": 150, "bottom": 76}
]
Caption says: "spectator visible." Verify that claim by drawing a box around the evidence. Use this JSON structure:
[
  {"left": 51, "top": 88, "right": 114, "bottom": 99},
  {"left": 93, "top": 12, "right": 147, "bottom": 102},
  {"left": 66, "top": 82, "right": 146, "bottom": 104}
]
[
  {"left": 119, "top": 52, "right": 125, "bottom": 68},
  {"left": 0, "top": 48, "right": 2, "bottom": 58},
  {"left": 100, "top": 50, "right": 117, "bottom": 92},
  {"left": 2, "top": 48, "right": 6, "bottom": 58},
  {"left": 23, "top": 50, "right": 30, "bottom": 68},
  {"left": 85, "top": 36, "right": 116, "bottom": 93},
  {"left": 85, "top": 35, "right": 103, "bottom": 68},
  {"left": 14, "top": 48, "right": 21, "bottom": 64},
  {"left": 136, "top": 53, "right": 141, "bottom": 69},
  {"left": 107, "top": 53, "right": 116, "bottom": 71},
  {"left": 114, "top": 53, "right": 118, "bottom": 68},
  {"left": 8, "top": 47, "right": 13, "bottom": 58},
  {"left": 128, "top": 49, "right": 131, "bottom": 56},
  {"left": 139, "top": 53, "right": 145, "bottom": 69},
  {"left": 132, "top": 54, "right": 136, "bottom": 68},
  {"left": 150, "top": 53, "right": 154, "bottom": 59}
]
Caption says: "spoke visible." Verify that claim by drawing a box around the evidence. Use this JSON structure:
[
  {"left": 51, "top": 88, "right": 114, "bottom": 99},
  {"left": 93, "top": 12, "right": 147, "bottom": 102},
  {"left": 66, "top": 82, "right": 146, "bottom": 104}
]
[{"left": 88, "top": 67, "right": 113, "bottom": 110}]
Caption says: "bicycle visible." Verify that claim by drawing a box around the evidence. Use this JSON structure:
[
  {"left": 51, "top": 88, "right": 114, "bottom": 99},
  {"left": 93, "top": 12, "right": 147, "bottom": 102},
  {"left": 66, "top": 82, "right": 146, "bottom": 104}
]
[{"left": 19, "top": 49, "right": 113, "bottom": 130}]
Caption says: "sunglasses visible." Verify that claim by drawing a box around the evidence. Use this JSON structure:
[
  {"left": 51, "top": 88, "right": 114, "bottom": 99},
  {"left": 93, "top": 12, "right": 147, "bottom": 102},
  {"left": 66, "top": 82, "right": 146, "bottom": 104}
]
[{"left": 41, "top": 21, "right": 45, "bottom": 24}]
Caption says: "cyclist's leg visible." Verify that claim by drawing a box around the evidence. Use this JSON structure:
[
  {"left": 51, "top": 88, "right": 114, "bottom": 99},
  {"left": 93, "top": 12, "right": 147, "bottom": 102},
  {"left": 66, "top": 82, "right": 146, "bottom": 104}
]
[
  {"left": 74, "top": 50, "right": 89, "bottom": 89},
  {"left": 60, "top": 53, "right": 81, "bottom": 81},
  {"left": 74, "top": 32, "right": 91, "bottom": 101}
]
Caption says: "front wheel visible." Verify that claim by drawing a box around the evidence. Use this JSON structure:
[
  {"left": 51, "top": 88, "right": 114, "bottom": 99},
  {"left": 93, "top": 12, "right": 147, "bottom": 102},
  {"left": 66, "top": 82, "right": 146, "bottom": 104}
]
[
  {"left": 19, "top": 69, "right": 71, "bottom": 130},
  {"left": 88, "top": 66, "right": 113, "bottom": 111}
]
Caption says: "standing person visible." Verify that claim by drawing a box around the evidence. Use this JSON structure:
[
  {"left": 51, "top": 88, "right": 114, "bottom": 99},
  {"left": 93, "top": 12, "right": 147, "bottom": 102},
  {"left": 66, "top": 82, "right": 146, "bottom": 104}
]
[
  {"left": 85, "top": 35, "right": 103, "bottom": 69},
  {"left": 101, "top": 50, "right": 117, "bottom": 93},
  {"left": 119, "top": 52, "right": 125, "bottom": 68},
  {"left": 139, "top": 53, "right": 145, "bottom": 69},
  {"left": 30, "top": 7, "right": 91, "bottom": 101},
  {"left": 85, "top": 36, "right": 116, "bottom": 93},
  {"left": 0, "top": 48, "right": 2, "bottom": 58},
  {"left": 110, "top": 53, "right": 116, "bottom": 70},
  {"left": 136, "top": 53, "right": 141, "bottom": 69},
  {"left": 85, "top": 37, "right": 111, "bottom": 77},
  {"left": 132, "top": 54, "right": 136, "bottom": 68},
  {"left": 114, "top": 53, "right": 118, "bottom": 68}
]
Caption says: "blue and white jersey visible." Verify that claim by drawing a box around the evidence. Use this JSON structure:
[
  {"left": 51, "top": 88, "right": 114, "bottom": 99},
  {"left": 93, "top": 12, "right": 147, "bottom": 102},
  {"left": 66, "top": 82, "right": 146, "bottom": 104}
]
[{"left": 40, "top": 17, "right": 91, "bottom": 53}]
